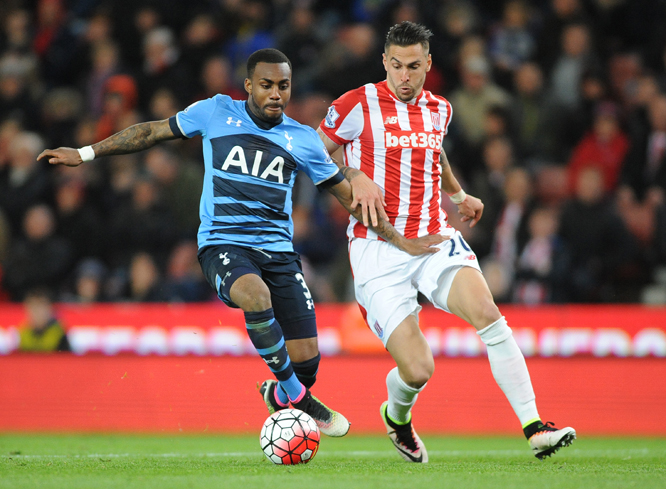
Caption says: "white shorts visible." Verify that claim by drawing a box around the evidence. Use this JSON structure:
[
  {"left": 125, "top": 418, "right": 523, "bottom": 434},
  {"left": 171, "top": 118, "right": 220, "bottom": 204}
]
[{"left": 349, "top": 230, "right": 482, "bottom": 346}]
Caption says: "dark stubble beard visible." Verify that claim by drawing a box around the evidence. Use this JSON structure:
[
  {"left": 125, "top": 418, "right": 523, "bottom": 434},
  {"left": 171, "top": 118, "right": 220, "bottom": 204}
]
[{"left": 248, "top": 95, "right": 284, "bottom": 123}]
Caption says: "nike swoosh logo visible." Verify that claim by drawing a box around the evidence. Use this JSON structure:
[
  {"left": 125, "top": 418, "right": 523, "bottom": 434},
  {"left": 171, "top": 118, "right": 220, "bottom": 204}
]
[{"left": 393, "top": 441, "right": 423, "bottom": 462}]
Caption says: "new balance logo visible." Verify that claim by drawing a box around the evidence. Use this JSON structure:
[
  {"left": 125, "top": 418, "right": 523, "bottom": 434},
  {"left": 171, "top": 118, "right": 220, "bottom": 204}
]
[
  {"left": 284, "top": 131, "right": 293, "bottom": 151},
  {"left": 384, "top": 116, "right": 398, "bottom": 125},
  {"left": 264, "top": 356, "right": 280, "bottom": 365},
  {"left": 385, "top": 131, "right": 442, "bottom": 149},
  {"left": 464, "top": 254, "right": 477, "bottom": 261},
  {"left": 226, "top": 117, "right": 242, "bottom": 126}
]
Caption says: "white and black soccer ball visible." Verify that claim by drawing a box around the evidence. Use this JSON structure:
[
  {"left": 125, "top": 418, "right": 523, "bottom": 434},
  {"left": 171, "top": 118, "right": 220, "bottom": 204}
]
[{"left": 260, "top": 408, "right": 320, "bottom": 465}]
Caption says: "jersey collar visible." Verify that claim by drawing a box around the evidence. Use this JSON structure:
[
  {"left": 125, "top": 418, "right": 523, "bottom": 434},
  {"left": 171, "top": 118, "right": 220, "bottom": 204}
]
[{"left": 244, "top": 101, "right": 283, "bottom": 129}]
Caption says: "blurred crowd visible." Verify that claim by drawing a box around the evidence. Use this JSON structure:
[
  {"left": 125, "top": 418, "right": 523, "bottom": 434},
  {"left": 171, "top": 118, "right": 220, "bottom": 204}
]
[{"left": 1, "top": 0, "right": 666, "bottom": 306}]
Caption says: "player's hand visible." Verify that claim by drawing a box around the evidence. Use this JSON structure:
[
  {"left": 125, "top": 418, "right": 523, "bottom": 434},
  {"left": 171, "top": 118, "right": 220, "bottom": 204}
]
[
  {"left": 401, "top": 234, "right": 448, "bottom": 256},
  {"left": 37, "top": 147, "right": 83, "bottom": 167},
  {"left": 349, "top": 170, "right": 388, "bottom": 227},
  {"left": 458, "top": 194, "right": 484, "bottom": 228}
]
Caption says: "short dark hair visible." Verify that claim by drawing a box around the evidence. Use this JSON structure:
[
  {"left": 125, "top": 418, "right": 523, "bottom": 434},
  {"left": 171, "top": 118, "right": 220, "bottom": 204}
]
[
  {"left": 247, "top": 48, "right": 292, "bottom": 78},
  {"left": 385, "top": 21, "right": 433, "bottom": 53}
]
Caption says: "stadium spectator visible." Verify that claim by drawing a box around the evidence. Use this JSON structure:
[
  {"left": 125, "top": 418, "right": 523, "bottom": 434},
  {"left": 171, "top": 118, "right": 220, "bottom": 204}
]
[
  {"left": 274, "top": 6, "right": 323, "bottom": 95},
  {"left": 41, "top": 87, "right": 84, "bottom": 149},
  {"left": 512, "top": 206, "right": 567, "bottom": 304},
  {"left": 535, "top": 0, "right": 591, "bottom": 75},
  {"left": 555, "top": 68, "right": 610, "bottom": 160},
  {"left": 53, "top": 174, "right": 106, "bottom": 263},
  {"left": 143, "top": 146, "right": 203, "bottom": 239},
  {"left": 0, "top": 131, "right": 52, "bottom": 235},
  {"left": 488, "top": 167, "right": 535, "bottom": 287},
  {"left": 223, "top": 0, "right": 275, "bottom": 86},
  {"left": 180, "top": 14, "right": 222, "bottom": 80},
  {"left": 559, "top": 166, "right": 639, "bottom": 302},
  {"left": 466, "top": 135, "right": 516, "bottom": 259},
  {"left": 487, "top": 0, "right": 536, "bottom": 91},
  {"left": 85, "top": 40, "right": 122, "bottom": 118},
  {"left": 546, "top": 23, "right": 599, "bottom": 112},
  {"left": 18, "top": 287, "right": 70, "bottom": 352},
  {"left": 620, "top": 94, "right": 666, "bottom": 200},
  {"left": 449, "top": 55, "right": 512, "bottom": 151},
  {"left": 3, "top": 204, "right": 74, "bottom": 301},
  {"left": 313, "top": 23, "right": 384, "bottom": 99},
  {"left": 162, "top": 241, "right": 212, "bottom": 303},
  {"left": 428, "top": 1, "right": 480, "bottom": 92},
  {"left": 138, "top": 26, "right": 195, "bottom": 110},
  {"left": 108, "top": 175, "right": 178, "bottom": 268},
  {"left": 125, "top": 251, "right": 167, "bottom": 302},
  {"left": 566, "top": 101, "right": 630, "bottom": 196},
  {"left": 95, "top": 74, "right": 139, "bottom": 141},
  {"left": 60, "top": 257, "right": 107, "bottom": 304},
  {"left": 510, "top": 62, "right": 557, "bottom": 163},
  {"left": 147, "top": 88, "right": 181, "bottom": 121},
  {"left": 197, "top": 55, "right": 245, "bottom": 101}
]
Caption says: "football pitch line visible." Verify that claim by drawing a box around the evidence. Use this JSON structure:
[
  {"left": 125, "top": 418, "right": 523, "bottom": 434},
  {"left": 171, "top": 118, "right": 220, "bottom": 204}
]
[{"left": 4, "top": 448, "right": 657, "bottom": 459}]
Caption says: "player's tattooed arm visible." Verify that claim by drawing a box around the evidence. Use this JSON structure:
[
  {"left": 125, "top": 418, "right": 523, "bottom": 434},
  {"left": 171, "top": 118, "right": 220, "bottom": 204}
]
[
  {"left": 93, "top": 120, "right": 177, "bottom": 156},
  {"left": 327, "top": 179, "right": 445, "bottom": 256},
  {"left": 37, "top": 119, "right": 177, "bottom": 167},
  {"left": 317, "top": 127, "right": 388, "bottom": 228}
]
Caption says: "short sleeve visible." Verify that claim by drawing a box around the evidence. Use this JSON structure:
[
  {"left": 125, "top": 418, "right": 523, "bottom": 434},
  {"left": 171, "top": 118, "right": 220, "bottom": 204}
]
[
  {"left": 318, "top": 89, "right": 364, "bottom": 146},
  {"left": 300, "top": 128, "right": 342, "bottom": 186},
  {"left": 173, "top": 96, "right": 221, "bottom": 138}
]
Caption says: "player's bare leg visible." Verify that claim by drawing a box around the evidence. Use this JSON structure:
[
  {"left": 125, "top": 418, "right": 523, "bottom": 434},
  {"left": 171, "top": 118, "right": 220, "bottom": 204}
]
[
  {"left": 381, "top": 315, "right": 431, "bottom": 463},
  {"left": 445, "top": 267, "right": 576, "bottom": 458}
]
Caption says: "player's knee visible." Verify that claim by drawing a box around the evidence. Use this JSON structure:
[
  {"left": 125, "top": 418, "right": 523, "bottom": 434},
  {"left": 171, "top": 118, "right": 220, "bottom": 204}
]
[
  {"left": 401, "top": 359, "right": 433, "bottom": 388},
  {"left": 292, "top": 353, "right": 320, "bottom": 389},
  {"left": 241, "top": 284, "right": 272, "bottom": 312},
  {"left": 473, "top": 300, "right": 502, "bottom": 330}
]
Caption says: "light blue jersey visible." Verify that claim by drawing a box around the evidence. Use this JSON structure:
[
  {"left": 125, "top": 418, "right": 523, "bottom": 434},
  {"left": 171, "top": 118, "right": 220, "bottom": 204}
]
[{"left": 170, "top": 95, "right": 342, "bottom": 252}]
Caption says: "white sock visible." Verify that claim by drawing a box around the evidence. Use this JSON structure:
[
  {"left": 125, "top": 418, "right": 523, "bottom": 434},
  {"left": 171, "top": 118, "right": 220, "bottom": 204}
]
[
  {"left": 477, "top": 317, "right": 540, "bottom": 426},
  {"left": 386, "top": 367, "right": 424, "bottom": 424}
]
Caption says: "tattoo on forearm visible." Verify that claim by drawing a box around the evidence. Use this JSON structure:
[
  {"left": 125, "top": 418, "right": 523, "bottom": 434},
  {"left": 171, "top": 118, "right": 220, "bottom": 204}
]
[
  {"left": 439, "top": 152, "right": 451, "bottom": 172},
  {"left": 340, "top": 166, "right": 361, "bottom": 182},
  {"left": 93, "top": 121, "right": 175, "bottom": 157},
  {"left": 372, "top": 218, "right": 399, "bottom": 244},
  {"left": 349, "top": 207, "right": 400, "bottom": 246}
]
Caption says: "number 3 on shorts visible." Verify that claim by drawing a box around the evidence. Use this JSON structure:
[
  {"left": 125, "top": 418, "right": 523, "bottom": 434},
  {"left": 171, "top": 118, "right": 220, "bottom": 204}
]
[{"left": 295, "top": 273, "right": 313, "bottom": 300}]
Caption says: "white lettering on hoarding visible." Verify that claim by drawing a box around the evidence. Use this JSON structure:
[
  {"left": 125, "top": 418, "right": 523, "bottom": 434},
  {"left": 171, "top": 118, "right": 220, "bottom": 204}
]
[
  {"left": 633, "top": 329, "right": 666, "bottom": 357},
  {"left": 592, "top": 329, "right": 631, "bottom": 357},
  {"left": 1, "top": 325, "right": 664, "bottom": 357}
]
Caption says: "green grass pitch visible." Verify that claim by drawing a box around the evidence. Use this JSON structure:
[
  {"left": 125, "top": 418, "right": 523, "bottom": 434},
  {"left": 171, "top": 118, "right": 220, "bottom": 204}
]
[{"left": 1, "top": 434, "right": 665, "bottom": 489}]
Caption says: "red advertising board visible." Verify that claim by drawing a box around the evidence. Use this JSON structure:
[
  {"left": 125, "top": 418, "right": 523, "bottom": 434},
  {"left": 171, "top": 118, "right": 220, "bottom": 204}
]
[
  {"left": 1, "top": 303, "right": 665, "bottom": 357},
  {"left": 0, "top": 355, "right": 664, "bottom": 435},
  {"left": 1, "top": 304, "right": 664, "bottom": 435}
]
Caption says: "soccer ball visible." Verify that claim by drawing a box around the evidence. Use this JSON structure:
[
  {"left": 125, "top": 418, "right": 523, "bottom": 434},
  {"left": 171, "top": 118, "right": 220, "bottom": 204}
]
[{"left": 260, "top": 408, "right": 320, "bottom": 465}]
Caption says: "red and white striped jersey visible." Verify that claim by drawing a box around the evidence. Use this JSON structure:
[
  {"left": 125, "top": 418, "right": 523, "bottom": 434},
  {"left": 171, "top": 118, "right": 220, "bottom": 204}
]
[{"left": 319, "top": 80, "right": 454, "bottom": 241}]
